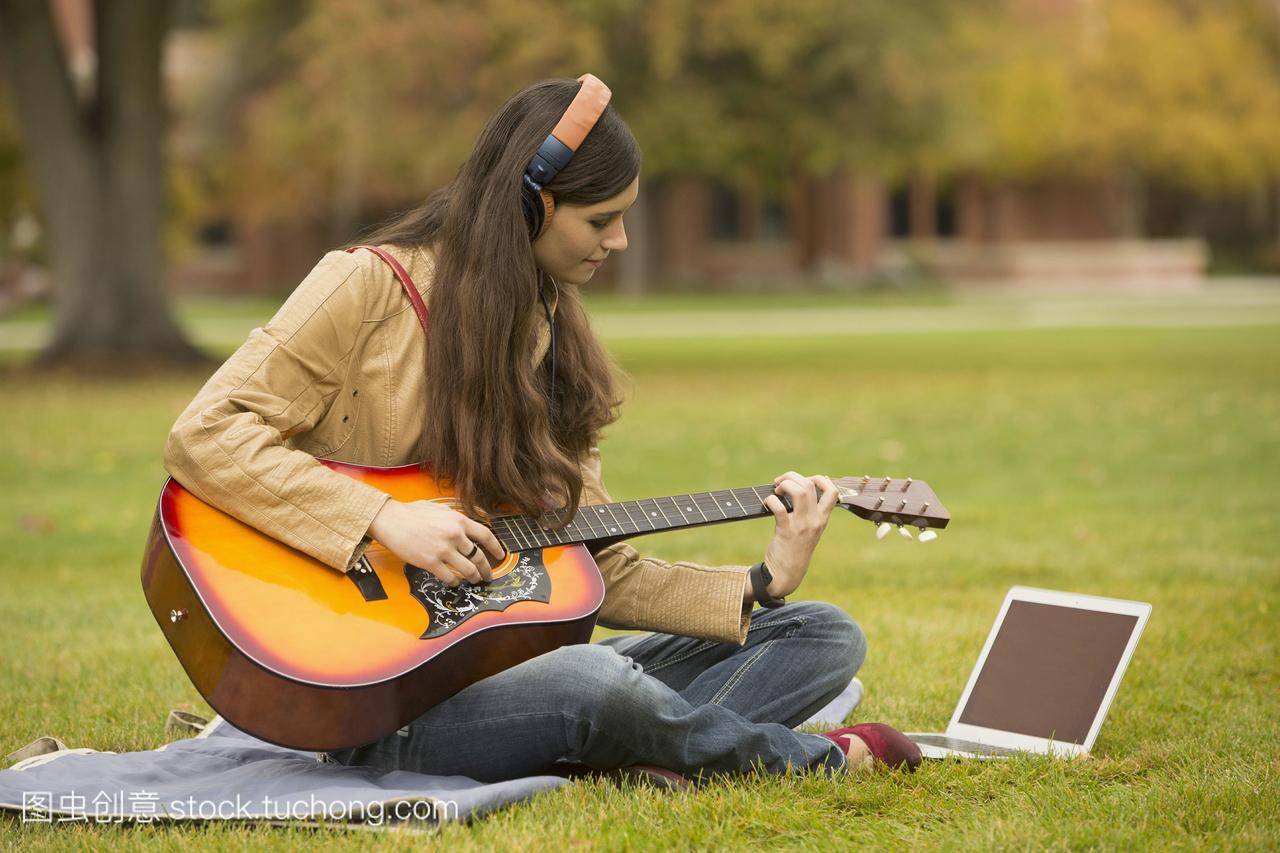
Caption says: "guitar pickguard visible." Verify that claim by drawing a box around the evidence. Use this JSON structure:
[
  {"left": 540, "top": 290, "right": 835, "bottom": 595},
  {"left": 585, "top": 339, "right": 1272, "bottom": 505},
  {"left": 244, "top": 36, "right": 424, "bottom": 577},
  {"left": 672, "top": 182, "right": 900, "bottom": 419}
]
[{"left": 404, "top": 552, "right": 552, "bottom": 639}]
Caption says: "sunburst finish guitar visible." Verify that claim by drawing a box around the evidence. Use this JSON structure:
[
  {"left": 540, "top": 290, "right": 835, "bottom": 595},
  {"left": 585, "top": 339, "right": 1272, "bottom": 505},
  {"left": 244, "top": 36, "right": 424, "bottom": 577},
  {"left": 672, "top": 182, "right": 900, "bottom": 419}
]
[{"left": 141, "top": 462, "right": 949, "bottom": 751}]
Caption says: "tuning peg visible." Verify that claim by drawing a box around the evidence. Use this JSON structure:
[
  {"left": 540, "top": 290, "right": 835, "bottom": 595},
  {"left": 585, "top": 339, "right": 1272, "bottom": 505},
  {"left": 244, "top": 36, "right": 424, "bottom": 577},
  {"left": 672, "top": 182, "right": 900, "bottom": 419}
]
[
  {"left": 876, "top": 522, "right": 892, "bottom": 540},
  {"left": 898, "top": 525, "right": 913, "bottom": 540},
  {"left": 918, "top": 529, "right": 938, "bottom": 543}
]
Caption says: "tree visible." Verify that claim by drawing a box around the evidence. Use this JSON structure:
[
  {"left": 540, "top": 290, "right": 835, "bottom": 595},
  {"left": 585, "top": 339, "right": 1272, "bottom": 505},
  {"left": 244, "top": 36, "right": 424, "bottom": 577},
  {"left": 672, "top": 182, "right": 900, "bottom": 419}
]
[
  {"left": 942, "top": 0, "right": 1280, "bottom": 193},
  {"left": 0, "top": 0, "right": 204, "bottom": 366},
  {"left": 215, "top": 0, "right": 967, "bottom": 221},
  {"left": 601, "top": 0, "right": 973, "bottom": 189},
  {"left": 200, "top": 0, "right": 1280, "bottom": 277},
  {"left": 222, "top": 0, "right": 604, "bottom": 234}
]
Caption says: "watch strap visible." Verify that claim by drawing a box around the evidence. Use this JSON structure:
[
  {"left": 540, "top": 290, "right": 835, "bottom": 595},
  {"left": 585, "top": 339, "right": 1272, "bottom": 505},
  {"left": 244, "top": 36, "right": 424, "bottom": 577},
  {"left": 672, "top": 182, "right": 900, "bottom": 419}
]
[{"left": 750, "top": 561, "right": 786, "bottom": 609}]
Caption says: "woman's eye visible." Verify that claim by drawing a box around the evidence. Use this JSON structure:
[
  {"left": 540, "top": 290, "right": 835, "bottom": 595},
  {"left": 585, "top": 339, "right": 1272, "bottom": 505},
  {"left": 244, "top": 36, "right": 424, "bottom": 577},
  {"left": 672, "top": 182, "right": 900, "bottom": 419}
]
[{"left": 592, "top": 220, "right": 609, "bottom": 230}]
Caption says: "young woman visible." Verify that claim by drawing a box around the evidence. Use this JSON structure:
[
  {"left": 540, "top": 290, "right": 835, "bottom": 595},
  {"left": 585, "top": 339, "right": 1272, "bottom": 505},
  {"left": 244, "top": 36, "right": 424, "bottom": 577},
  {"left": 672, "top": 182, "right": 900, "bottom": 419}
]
[{"left": 165, "top": 75, "right": 921, "bottom": 782}]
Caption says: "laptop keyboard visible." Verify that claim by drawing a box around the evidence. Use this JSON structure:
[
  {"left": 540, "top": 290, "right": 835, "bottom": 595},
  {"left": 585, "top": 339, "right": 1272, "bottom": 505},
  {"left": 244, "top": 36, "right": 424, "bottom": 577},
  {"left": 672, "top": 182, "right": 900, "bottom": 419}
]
[{"left": 908, "top": 734, "right": 1024, "bottom": 757}]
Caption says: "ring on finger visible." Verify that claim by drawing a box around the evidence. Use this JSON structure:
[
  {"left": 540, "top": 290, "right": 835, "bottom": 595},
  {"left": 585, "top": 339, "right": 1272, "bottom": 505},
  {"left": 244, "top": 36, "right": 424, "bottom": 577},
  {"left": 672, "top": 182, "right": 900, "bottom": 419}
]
[{"left": 464, "top": 542, "right": 479, "bottom": 559}]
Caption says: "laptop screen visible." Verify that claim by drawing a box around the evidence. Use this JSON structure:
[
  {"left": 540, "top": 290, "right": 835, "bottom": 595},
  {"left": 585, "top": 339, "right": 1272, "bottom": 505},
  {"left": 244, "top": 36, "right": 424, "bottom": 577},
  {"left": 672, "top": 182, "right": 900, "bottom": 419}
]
[{"left": 957, "top": 600, "right": 1139, "bottom": 744}]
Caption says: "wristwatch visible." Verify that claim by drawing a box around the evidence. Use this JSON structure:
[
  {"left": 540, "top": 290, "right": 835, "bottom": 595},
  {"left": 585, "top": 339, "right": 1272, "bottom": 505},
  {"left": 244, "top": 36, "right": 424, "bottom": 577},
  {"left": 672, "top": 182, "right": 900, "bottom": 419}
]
[{"left": 750, "top": 561, "right": 786, "bottom": 609}]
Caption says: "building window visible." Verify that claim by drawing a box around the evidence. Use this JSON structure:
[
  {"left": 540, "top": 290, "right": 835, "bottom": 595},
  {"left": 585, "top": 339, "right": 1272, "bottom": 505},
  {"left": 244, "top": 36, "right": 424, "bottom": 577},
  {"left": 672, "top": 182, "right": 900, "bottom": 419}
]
[
  {"left": 709, "top": 182, "right": 740, "bottom": 242},
  {"left": 710, "top": 182, "right": 789, "bottom": 243},
  {"left": 936, "top": 194, "right": 956, "bottom": 238},
  {"left": 890, "top": 181, "right": 958, "bottom": 239},
  {"left": 890, "top": 186, "right": 911, "bottom": 238},
  {"left": 761, "top": 196, "right": 788, "bottom": 241}
]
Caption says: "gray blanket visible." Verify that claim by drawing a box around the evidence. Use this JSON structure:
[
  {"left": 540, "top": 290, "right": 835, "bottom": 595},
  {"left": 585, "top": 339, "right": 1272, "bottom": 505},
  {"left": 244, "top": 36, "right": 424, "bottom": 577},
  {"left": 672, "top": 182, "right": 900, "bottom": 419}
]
[
  {"left": 0, "top": 677, "right": 861, "bottom": 829},
  {"left": 0, "top": 716, "right": 566, "bottom": 829}
]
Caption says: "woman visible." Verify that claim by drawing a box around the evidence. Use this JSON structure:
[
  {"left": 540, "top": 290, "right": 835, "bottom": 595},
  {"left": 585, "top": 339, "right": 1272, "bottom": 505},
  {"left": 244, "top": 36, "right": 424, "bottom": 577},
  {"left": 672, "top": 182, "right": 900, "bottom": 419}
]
[{"left": 165, "top": 75, "right": 921, "bottom": 782}]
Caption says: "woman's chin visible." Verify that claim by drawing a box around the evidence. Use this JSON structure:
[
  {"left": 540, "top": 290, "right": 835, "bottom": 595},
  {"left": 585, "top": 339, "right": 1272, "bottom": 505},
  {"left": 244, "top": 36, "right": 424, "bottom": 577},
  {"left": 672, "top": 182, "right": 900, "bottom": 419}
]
[{"left": 561, "top": 268, "right": 595, "bottom": 286}]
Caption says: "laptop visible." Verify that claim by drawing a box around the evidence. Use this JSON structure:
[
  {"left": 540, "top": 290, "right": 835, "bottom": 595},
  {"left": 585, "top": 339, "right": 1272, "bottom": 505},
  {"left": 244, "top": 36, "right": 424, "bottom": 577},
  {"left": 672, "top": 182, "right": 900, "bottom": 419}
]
[{"left": 907, "top": 586, "right": 1151, "bottom": 760}]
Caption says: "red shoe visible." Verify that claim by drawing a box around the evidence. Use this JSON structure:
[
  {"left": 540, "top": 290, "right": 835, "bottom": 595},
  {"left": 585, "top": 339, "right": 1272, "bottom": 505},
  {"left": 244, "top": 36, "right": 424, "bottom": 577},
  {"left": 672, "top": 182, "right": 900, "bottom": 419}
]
[{"left": 822, "top": 723, "right": 922, "bottom": 772}]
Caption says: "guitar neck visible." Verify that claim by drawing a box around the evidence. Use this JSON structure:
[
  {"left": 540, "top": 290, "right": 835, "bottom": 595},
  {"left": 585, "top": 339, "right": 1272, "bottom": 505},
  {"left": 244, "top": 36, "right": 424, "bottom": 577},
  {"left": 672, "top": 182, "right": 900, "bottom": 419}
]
[{"left": 488, "top": 484, "right": 792, "bottom": 552}]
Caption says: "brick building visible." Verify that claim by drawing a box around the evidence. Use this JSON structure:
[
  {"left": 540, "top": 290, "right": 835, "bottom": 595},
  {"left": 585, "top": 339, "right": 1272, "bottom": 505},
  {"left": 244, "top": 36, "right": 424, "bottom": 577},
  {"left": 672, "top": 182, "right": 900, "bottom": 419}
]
[
  {"left": 601, "top": 171, "right": 1217, "bottom": 293},
  {"left": 39, "top": 0, "right": 1273, "bottom": 296}
]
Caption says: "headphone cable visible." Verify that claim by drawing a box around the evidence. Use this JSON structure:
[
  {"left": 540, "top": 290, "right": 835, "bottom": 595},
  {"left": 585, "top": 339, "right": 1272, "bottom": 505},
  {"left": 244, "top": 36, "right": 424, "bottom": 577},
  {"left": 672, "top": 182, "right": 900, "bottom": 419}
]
[{"left": 538, "top": 270, "right": 557, "bottom": 429}]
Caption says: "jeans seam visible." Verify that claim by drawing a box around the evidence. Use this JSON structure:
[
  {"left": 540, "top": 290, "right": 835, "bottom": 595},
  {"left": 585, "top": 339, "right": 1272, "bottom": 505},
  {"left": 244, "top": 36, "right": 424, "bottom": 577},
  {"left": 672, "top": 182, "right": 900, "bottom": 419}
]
[
  {"left": 746, "top": 611, "right": 815, "bottom": 640},
  {"left": 708, "top": 639, "right": 773, "bottom": 705},
  {"left": 561, "top": 709, "right": 834, "bottom": 774},
  {"left": 745, "top": 613, "right": 799, "bottom": 633},
  {"left": 757, "top": 614, "right": 808, "bottom": 638},
  {"left": 642, "top": 639, "right": 718, "bottom": 674},
  {"left": 708, "top": 615, "right": 808, "bottom": 706},
  {"left": 646, "top": 610, "right": 810, "bottom": 674},
  {"left": 403, "top": 709, "right": 628, "bottom": 767},
  {"left": 407, "top": 709, "right": 566, "bottom": 734}
]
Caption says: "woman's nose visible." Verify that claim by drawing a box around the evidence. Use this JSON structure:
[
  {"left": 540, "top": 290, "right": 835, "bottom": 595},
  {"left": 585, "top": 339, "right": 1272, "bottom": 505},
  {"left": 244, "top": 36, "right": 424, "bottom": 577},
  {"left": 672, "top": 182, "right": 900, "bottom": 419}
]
[{"left": 602, "top": 220, "right": 628, "bottom": 252}]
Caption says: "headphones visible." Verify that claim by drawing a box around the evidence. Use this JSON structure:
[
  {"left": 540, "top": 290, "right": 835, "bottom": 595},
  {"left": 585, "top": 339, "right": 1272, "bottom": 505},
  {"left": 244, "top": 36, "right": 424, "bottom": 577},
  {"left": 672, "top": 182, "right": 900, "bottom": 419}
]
[{"left": 521, "top": 74, "right": 612, "bottom": 240}]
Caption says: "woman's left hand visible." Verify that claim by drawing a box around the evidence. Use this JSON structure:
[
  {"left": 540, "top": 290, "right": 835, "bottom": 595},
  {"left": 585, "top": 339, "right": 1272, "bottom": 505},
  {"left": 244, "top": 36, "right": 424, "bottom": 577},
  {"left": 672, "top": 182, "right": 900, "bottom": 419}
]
[{"left": 759, "top": 471, "right": 840, "bottom": 598}]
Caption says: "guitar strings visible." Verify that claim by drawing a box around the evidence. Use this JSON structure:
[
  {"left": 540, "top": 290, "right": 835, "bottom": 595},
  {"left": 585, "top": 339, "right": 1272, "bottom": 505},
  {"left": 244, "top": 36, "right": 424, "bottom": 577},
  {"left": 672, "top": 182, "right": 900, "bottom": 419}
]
[
  {"left": 482, "top": 483, "right": 937, "bottom": 550},
  {"left": 485, "top": 486, "right": 779, "bottom": 549}
]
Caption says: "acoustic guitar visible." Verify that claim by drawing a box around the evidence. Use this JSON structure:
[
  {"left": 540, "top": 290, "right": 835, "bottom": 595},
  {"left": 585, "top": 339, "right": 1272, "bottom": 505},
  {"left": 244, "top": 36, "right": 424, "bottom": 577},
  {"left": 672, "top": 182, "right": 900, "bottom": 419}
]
[{"left": 140, "top": 462, "right": 949, "bottom": 751}]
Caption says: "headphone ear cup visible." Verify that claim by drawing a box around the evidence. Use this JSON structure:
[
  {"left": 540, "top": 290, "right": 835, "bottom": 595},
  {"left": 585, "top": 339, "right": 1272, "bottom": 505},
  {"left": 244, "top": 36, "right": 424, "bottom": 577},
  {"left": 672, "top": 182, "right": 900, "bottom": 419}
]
[
  {"left": 537, "top": 189, "right": 555, "bottom": 237},
  {"left": 521, "top": 184, "right": 545, "bottom": 240}
]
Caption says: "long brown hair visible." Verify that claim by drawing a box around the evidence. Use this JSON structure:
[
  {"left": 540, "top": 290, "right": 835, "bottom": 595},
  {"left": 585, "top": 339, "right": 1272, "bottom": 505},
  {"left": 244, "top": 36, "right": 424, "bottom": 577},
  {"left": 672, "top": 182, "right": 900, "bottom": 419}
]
[{"left": 359, "top": 79, "right": 640, "bottom": 522}]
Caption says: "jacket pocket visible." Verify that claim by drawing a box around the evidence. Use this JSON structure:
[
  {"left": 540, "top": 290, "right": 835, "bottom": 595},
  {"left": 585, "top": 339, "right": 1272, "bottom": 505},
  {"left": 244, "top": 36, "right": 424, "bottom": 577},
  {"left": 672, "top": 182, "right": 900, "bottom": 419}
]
[{"left": 296, "top": 388, "right": 361, "bottom": 458}]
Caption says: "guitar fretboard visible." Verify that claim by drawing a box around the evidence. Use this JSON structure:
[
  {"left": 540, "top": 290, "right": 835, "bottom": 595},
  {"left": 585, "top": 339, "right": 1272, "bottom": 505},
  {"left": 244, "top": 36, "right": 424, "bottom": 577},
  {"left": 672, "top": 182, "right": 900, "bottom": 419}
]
[{"left": 487, "top": 484, "right": 786, "bottom": 552}]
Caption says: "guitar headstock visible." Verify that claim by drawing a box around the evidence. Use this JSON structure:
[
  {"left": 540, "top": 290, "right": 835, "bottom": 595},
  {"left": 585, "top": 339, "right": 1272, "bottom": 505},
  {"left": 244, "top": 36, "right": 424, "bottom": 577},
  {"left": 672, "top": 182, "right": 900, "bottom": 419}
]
[{"left": 830, "top": 475, "right": 950, "bottom": 541}]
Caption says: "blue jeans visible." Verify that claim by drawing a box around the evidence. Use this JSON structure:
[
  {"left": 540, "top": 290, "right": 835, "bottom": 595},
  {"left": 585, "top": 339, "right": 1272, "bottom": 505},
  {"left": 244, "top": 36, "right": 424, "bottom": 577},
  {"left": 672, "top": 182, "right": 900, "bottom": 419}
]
[{"left": 327, "top": 601, "right": 865, "bottom": 781}]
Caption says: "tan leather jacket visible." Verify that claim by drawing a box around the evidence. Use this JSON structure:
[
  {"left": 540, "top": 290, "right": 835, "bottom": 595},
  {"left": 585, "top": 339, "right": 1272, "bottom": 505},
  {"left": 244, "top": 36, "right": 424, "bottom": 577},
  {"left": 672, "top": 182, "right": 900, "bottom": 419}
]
[{"left": 164, "top": 245, "right": 751, "bottom": 644}]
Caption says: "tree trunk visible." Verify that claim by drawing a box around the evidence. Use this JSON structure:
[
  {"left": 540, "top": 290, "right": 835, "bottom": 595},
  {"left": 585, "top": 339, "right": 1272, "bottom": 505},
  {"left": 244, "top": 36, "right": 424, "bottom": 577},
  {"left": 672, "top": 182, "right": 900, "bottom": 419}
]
[
  {"left": 1115, "top": 166, "right": 1147, "bottom": 240},
  {"left": 0, "top": 0, "right": 205, "bottom": 366}
]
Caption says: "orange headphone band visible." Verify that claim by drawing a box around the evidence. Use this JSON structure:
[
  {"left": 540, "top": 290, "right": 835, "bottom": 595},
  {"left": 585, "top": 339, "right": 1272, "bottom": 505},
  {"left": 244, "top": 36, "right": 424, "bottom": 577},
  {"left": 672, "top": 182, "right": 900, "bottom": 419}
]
[
  {"left": 522, "top": 74, "right": 613, "bottom": 239},
  {"left": 552, "top": 74, "right": 611, "bottom": 151}
]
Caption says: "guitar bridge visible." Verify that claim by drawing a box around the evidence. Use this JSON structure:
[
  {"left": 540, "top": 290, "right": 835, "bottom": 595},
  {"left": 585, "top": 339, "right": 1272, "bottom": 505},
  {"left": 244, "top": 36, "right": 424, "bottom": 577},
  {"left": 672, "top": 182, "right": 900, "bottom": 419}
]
[{"left": 347, "top": 555, "right": 388, "bottom": 602}]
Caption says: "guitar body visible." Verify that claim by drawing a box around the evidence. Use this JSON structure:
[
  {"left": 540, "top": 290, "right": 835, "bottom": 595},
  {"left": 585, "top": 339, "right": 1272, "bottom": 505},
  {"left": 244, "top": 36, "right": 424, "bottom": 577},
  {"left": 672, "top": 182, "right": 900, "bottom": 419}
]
[{"left": 140, "top": 460, "right": 605, "bottom": 751}]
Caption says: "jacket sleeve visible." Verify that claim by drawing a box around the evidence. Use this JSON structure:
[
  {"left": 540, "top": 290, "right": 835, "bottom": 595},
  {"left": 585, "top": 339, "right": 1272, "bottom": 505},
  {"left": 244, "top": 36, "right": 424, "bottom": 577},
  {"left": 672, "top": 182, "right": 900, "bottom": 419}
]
[
  {"left": 580, "top": 447, "right": 752, "bottom": 645},
  {"left": 164, "top": 251, "right": 391, "bottom": 572}
]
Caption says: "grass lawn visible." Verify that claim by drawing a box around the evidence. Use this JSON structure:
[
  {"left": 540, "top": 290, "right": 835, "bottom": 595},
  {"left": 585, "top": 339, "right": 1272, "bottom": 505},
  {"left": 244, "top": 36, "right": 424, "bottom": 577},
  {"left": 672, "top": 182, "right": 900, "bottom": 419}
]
[{"left": 1, "top": 296, "right": 1277, "bottom": 848}]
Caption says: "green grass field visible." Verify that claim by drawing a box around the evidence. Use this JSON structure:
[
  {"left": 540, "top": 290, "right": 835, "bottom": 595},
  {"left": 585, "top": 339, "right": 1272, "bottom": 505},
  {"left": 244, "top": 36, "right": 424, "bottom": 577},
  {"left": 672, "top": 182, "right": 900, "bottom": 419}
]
[{"left": 1, "top": 293, "right": 1278, "bottom": 849}]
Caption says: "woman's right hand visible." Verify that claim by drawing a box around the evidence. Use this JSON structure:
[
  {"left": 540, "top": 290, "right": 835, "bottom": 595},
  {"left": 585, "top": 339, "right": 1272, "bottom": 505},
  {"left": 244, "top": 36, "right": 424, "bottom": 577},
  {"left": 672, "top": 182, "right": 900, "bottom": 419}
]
[{"left": 367, "top": 499, "right": 506, "bottom": 586}]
